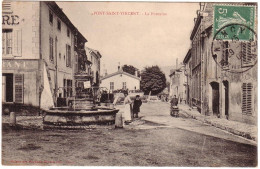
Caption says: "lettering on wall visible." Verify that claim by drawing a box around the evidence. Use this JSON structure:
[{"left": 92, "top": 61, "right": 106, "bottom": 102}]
[
  {"left": 2, "top": 15, "right": 19, "bottom": 25},
  {"left": 2, "top": 60, "right": 38, "bottom": 70}
]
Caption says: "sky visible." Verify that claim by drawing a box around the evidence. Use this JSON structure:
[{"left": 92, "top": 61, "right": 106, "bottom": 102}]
[{"left": 57, "top": 2, "right": 199, "bottom": 74}]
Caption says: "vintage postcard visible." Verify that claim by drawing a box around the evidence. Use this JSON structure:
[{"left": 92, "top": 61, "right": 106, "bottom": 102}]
[{"left": 1, "top": 1, "right": 257, "bottom": 166}]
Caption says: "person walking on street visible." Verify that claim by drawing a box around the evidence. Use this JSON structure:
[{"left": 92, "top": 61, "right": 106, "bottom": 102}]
[
  {"left": 123, "top": 92, "right": 132, "bottom": 125},
  {"left": 171, "top": 95, "right": 178, "bottom": 106},
  {"left": 133, "top": 95, "right": 142, "bottom": 118}
]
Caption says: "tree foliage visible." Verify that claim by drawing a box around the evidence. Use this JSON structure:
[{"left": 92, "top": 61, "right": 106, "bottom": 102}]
[
  {"left": 122, "top": 64, "right": 140, "bottom": 77},
  {"left": 140, "top": 66, "right": 167, "bottom": 95}
]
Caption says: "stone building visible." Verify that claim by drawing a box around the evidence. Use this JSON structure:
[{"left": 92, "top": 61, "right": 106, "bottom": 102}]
[
  {"left": 169, "top": 64, "right": 187, "bottom": 103},
  {"left": 85, "top": 47, "right": 102, "bottom": 86},
  {"left": 183, "top": 49, "right": 192, "bottom": 106},
  {"left": 183, "top": 2, "right": 257, "bottom": 125},
  {"left": 2, "top": 1, "right": 87, "bottom": 110}
]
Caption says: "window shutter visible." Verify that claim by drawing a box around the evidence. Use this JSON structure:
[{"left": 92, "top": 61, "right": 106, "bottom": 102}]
[
  {"left": 242, "top": 83, "right": 253, "bottom": 115},
  {"left": 14, "top": 74, "right": 24, "bottom": 103},
  {"left": 242, "top": 42, "right": 254, "bottom": 67},
  {"left": 13, "top": 29, "right": 22, "bottom": 57}
]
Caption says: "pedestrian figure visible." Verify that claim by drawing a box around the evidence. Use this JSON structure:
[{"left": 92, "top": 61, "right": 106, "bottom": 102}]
[
  {"left": 133, "top": 95, "right": 142, "bottom": 118},
  {"left": 123, "top": 92, "right": 132, "bottom": 125},
  {"left": 171, "top": 95, "right": 178, "bottom": 106}
]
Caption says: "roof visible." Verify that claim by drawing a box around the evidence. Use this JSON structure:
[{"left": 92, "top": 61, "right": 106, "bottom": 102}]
[
  {"left": 169, "top": 65, "right": 185, "bottom": 77},
  {"left": 183, "top": 49, "right": 191, "bottom": 64},
  {"left": 190, "top": 15, "right": 202, "bottom": 40},
  {"left": 101, "top": 70, "right": 141, "bottom": 81},
  {"left": 85, "top": 47, "right": 102, "bottom": 58}
]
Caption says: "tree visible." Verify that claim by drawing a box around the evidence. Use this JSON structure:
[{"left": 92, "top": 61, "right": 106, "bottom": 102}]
[
  {"left": 122, "top": 64, "right": 140, "bottom": 77},
  {"left": 140, "top": 66, "right": 167, "bottom": 95}
]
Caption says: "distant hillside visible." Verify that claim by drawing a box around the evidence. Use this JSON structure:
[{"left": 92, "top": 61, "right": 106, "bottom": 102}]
[{"left": 160, "top": 66, "right": 174, "bottom": 82}]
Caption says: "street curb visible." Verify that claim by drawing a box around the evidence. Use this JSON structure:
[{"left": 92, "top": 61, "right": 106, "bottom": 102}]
[{"left": 180, "top": 106, "right": 256, "bottom": 142}]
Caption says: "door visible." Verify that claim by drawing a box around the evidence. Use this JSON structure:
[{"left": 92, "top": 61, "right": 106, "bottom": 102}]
[
  {"left": 223, "top": 81, "right": 229, "bottom": 117},
  {"left": 3, "top": 74, "right": 13, "bottom": 102},
  {"left": 211, "top": 82, "right": 220, "bottom": 116}
]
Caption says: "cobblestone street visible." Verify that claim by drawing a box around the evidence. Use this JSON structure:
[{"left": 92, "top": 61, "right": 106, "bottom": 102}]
[{"left": 2, "top": 102, "right": 257, "bottom": 166}]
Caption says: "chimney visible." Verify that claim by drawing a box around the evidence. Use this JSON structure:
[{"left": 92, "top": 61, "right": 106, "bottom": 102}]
[
  {"left": 135, "top": 70, "right": 138, "bottom": 76},
  {"left": 176, "top": 58, "right": 178, "bottom": 69},
  {"left": 118, "top": 62, "right": 121, "bottom": 71},
  {"left": 105, "top": 69, "right": 108, "bottom": 76}
]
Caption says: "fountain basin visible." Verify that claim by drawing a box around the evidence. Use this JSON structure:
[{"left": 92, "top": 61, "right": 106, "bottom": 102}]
[{"left": 43, "top": 106, "right": 119, "bottom": 128}]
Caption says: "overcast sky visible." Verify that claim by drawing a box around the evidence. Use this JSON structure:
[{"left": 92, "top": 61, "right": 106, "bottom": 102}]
[{"left": 57, "top": 2, "right": 199, "bottom": 74}]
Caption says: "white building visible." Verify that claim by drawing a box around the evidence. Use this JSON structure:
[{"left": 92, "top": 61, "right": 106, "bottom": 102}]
[{"left": 100, "top": 68, "right": 140, "bottom": 92}]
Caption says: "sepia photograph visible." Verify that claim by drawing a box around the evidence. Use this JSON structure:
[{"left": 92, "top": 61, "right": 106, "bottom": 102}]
[{"left": 1, "top": 1, "right": 258, "bottom": 166}]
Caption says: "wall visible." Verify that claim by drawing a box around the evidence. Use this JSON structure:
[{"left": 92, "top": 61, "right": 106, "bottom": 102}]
[
  {"left": 85, "top": 48, "right": 101, "bottom": 85},
  {"left": 200, "top": 3, "right": 257, "bottom": 124},
  {"left": 2, "top": 2, "right": 40, "bottom": 59},
  {"left": 40, "top": 2, "right": 75, "bottom": 97},
  {"left": 2, "top": 59, "right": 40, "bottom": 106},
  {"left": 169, "top": 68, "right": 186, "bottom": 101},
  {"left": 2, "top": 2, "right": 41, "bottom": 107},
  {"left": 100, "top": 73, "right": 140, "bottom": 91}
]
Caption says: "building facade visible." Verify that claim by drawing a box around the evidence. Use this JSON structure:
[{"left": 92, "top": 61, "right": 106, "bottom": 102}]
[
  {"left": 183, "top": 2, "right": 257, "bottom": 125},
  {"left": 100, "top": 68, "right": 141, "bottom": 92},
  {"left": 85, "top": 47, "right": 102, "bottom": 86},
  {"left": 183, "top": 49, "right": 192, "bottom": 106},
  {"left": 2, "top": 1, "right": 87, "bottom": 110},
  {"left": 169, "top": 64, "right": 187, "bottom": 103}
]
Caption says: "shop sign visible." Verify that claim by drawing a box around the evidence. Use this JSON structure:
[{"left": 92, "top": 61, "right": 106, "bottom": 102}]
[
  {"left": 2, "top": 60, "right": 38, "bottom": 70},
  {"left": 2, "top": 15, "right": 19, "bottom": 25}
]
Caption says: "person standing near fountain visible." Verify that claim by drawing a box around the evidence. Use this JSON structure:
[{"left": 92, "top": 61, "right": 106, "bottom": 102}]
[
  {"left": 133, "top": 95, "right": 142, "bottom": 118},
  {"left": 123, "top": 91, "right": 132, "bottom": 125}
]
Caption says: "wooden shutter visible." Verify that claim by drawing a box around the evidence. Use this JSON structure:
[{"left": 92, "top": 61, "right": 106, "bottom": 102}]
[
  {"left": 242, "top": 83, "right": 253, "bottom": 115},
  {"left": 242, "top": 42, "right": 254, "bottom": 67},
  {"left": 13, "top": 29, "right": 22, "bottom": 57},
  {"left": 14, "top": 74, "right": 24, "bottom": 103}
]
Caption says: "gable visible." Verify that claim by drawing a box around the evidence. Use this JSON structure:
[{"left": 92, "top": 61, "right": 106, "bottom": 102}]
[{"left": 101, "top": 71, "right": 140, "bottom": 81}]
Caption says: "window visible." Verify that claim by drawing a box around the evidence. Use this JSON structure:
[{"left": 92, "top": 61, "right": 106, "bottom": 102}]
[
  {"left": 49, "top": 10, "right": 53, "bottom": 24},
  {"left": 66, "top": 44, "right": 71, "bottom": 67},
  {"left": 49, "top": 37, "right": 54, "bottom": 61},
  {"left": 242, "top": 42, "right": 255, "bottom": 67},
  {"left": 221, "top": 41, "right": 229, "bottom": 67},
  {"left": 110, "top": 82, "right": 114, "bottom": 90},
  {"left": 57, "top": 19, "right": 61, "bottom": 31},
  {"left": 122, "top": 82, "right": 127, "bottom": 90},
  {"left": 67, "top": 28, "right": 70, "bottom": 37},
  {"left": 242, "top": 83, "right": 253, "bottom": 115},
  {"left": 2, "top": 29, "right": 12, "bottom": 55}
]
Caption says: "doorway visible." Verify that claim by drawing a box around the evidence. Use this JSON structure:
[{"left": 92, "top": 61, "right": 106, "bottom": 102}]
[
  {"left": 223, "top": 80, "right": 229, "bottom": 118},
  {"left": 210, "top": 82, "right": 220, "bottom": 116},
  {"left": 2, "top": 74, "right": 13, "bottom": 102}
]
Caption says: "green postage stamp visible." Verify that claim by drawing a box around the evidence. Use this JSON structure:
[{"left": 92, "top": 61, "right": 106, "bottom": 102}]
[{"left": 213, "top": 5, "right": 256, "bottom": 41}]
